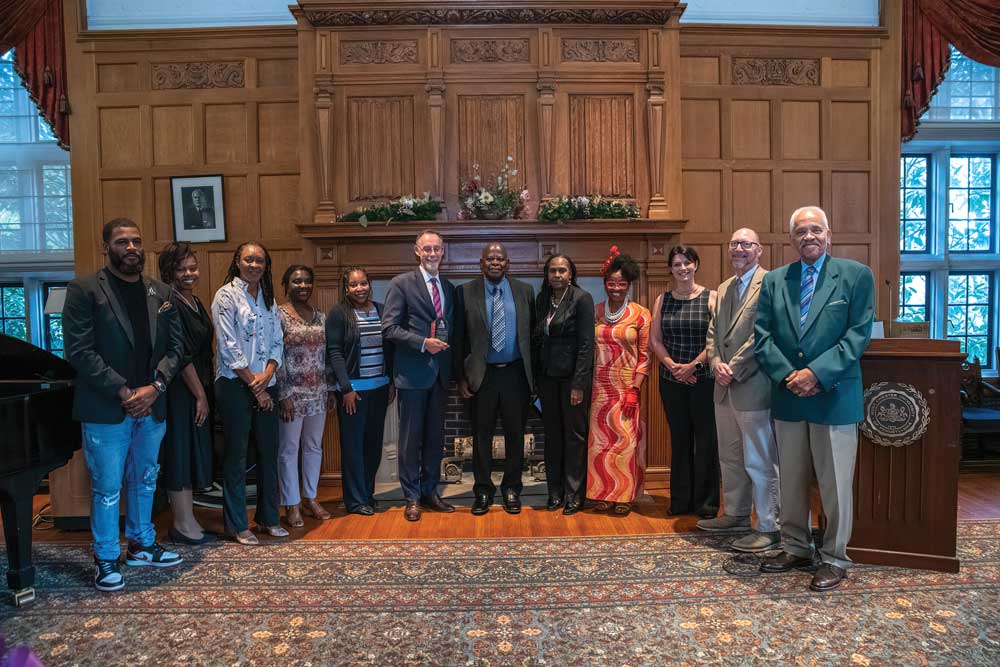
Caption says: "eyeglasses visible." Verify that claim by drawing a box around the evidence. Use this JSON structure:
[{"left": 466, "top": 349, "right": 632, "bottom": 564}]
[{"left": 728, "top": 241, "right": 760, "bottom": 250}]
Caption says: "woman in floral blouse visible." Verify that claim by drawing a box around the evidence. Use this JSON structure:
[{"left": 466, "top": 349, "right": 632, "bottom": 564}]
[{"left": 276, "top": 265, "right": 331, "bottom": 527}]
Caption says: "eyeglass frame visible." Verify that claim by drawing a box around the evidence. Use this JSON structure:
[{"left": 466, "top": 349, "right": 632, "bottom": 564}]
[{"left": 727, "top": 240, "right": 760, "bottom": 250}]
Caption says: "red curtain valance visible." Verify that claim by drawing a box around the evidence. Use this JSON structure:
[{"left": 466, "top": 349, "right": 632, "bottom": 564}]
[
  {"left": 903, "top": 0, "right": 1000, "bottom": 141},
  {"left": 0, "top": 0, "right": 70, "bottom": 149}
]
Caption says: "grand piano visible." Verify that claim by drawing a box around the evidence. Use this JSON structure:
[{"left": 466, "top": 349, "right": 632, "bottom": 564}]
[{"left": 0, "top": 333, "right": 79, "bottom": 606}]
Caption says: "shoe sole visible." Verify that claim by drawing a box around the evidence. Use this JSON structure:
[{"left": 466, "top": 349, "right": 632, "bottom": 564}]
[
  {"left": 732, "top": 542, "right": 781, "bottom": 553},
  {"left": 697, "top": 524, "right": 752, "bottom": 533},
  {"left": 809, "top": 578, "right": 847, "bottom": 592},
  {"left": 125, "top": 557, "right": 184, "bottom": 568},
  {"left": 95, "top": 581, "right": 125, "bottom": 592}
]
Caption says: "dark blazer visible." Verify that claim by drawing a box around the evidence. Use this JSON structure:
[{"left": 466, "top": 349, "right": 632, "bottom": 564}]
[
  {"left": 754, "top": 256, "right": 875, "bottom": 425},
  {"left": 382, "top": 269, "right": 456, "bottom": 390},
  {"left": 63, "top": 269, "right": 183, "bottom": 424},
  {"left": 532, "top": 284, "right": 595, "bottom": 392},
  {"left": 326, "top": 301, "right": 394, "bottom": 394},
  {"left": 453, "top": 276, "right": 536, "bottom": 394}
]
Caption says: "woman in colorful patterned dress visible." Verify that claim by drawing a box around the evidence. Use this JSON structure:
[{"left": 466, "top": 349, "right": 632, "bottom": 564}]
[
  {"left": 276, "top": 265, "right": 332, "bottom": 528},
  {"left": 586, "top": 249, "right": 651, "bottom": 516}
]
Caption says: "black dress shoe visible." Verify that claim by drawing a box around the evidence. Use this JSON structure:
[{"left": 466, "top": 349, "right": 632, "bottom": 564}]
[
  {"left": 471, "top": 493, "right": 492, "bottom": 516},
  {"left": 563, "top": 501, "right": 581, "bottom": 515},
  {"left": 810, "top": 563, "right": 847, "bottom": 591},
  {"left": 759, "top": 551, "right": 814, "bottom": 573},
  {"left": 168, "top": 527, "right": 217, "bottom": 545},
  {"left": 502, "top": 490, "right": 522, "bottom": 514},
  {"left": 349, "top": 505, "right": 375, "bottom": 516},
  {"left": 546, "top": 496, "right": 564, "bottom": 511},
  {"left": 404, "top": 501, "right": 421, "bottom": 522},
  {"left": 419, "top": 495, "right": 456, "bottom": 513},
  {"left": 667, "top": 505, "right": 692, "bottom": 516}
]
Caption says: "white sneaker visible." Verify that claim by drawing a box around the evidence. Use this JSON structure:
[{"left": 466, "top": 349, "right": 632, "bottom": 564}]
[
  {"left": 125, "top": 542, "right": 183, "bottom": 567},
  {"left": 94, "top": 558, "right": 125, "bottom": 591}
]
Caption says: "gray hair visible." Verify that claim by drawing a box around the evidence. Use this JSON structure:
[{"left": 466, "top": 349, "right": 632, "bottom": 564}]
[
  {"left": 415, "top": 229, "right": 443, "bottom": 246},
  {"left": 788, "top": 206, "right": 829, "bottom": 233}
]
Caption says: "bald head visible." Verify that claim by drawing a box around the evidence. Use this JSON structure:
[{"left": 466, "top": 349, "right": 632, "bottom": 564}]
[
  {"left": 480, "top": 242, "right": 510, "bottom": 283},
  {"left": 728, "top": 227, "right": 763, "bottom": 276},
  {"left": 789, "top": 206, "right": 830, "bottom": 264}
]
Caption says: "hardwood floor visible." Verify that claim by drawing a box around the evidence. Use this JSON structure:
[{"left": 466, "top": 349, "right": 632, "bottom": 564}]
[{"left": 22, "top": 472, "right": 1000, "bottom": 544}]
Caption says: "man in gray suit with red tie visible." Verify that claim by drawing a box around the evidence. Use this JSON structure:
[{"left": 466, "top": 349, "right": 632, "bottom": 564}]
[{"left": 383, "top": 229, "right": 457, "bottom": 522}]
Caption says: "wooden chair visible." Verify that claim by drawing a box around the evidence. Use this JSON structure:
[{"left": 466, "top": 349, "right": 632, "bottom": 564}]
[{"left": 959, "top": 356, "right": 1000, "bottom": 470}]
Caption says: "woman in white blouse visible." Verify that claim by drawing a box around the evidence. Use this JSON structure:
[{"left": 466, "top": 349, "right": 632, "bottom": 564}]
[{"left": 211, "top": 242, "right": 286, "bottom": 545}]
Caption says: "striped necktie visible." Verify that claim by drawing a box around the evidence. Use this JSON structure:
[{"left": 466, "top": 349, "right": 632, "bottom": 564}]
[
  {"left": 430, "top": 277, "right": 443, "bottom": 318},
  {"left": 800, "top": 264, "right": 817, "bottom": 331},
  {"left": 490, "top": 285, "right": 505, "bottom": 352}
]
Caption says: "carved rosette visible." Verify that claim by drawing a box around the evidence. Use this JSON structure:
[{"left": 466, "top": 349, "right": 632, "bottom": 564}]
[
  {"left": 450, "top": 39, "right": 530, "bottom": 64},
  {"left": 303, "top": 8, "right": 675, "bottom": 26},
  {"left": 561, "top": 39, "right": 639, "bottom": 63},
  {"left": 151, "top": 62, "right": 245, "bottom": 90},
  {"left": 340, "top": 40, "right": 418, "bottom": 65},
  {"left": 731, "top": 58, "right": 820, "bottom": 86}
]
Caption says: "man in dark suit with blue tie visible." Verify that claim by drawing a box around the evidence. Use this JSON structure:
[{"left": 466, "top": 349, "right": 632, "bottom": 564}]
[{"left": 383, "top": 229, "right": 457, "bottom": 521}]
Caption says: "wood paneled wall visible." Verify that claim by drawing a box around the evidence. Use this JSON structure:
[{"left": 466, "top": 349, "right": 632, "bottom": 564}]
[{"left": 65, "top": 1, "right": 304, "bottom": 304}]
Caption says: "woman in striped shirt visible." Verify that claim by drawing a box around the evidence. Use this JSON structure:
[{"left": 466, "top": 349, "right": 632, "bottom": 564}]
[{"left": 326, "top": 267, "right": 395, "bottom": 515}]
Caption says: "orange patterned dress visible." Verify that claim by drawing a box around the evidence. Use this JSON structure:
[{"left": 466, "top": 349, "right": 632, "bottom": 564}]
[{"left": 586, "top": 301, "right": 652, "bottom": 503}]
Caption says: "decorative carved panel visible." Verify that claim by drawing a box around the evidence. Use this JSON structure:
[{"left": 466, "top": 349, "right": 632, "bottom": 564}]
[
  {"left": 569, "top": 95, "right": 635, "bottom": 198},
  {"left": 150, "top": 62, "right": 245, "bottom": 90},
  {"left": 450, "top": 39, "right": 530, "bottom": 64},
  {"left": 346, "top": 96, "right": 415, "bottom": 201},
  {"left": 561, "top": 38, "right": 639, "bottom": 63},
  {"left": 457, "top": 95, "right": 526, "bottom": 191},
  {"left": 731, "top": 57, "right": 820, "bottom": 86},
  {"left": 340, "top": 40, "right": 418, "bottom": 65},
  {"left": 303, "top": 8, "right": 677, "bottom": 27}
]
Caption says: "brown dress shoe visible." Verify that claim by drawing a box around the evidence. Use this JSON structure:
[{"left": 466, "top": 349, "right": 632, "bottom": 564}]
[
  {"left": 810, "top": 563, "right": 847, "bottom": 591},
  {"left": 419, "top": 495, "right": 456, "bottom": 513},
  {"left": 759, "top": 551, "right": 813, "bottom": 573},
  {"left": 404, "top": 501, "right": 421, "bottom": 522}
]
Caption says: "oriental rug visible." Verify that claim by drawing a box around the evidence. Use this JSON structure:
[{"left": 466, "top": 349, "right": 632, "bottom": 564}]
[{"left": 2, "top": 521, "right": 999, "bottom": 666}]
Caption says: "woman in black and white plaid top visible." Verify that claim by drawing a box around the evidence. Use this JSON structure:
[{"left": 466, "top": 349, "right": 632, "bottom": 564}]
[{"left": 650, "top": 246, "right": 721, "bottom": 518}]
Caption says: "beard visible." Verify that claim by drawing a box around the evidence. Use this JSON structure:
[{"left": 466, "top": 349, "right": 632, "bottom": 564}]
[{"left": 109, "top": 248, "right": 145, "bottom": 275}]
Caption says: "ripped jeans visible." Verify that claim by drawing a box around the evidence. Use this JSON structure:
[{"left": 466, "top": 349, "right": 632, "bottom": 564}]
[{"left": 82, "top": 417, "right": 166, "bottom": 560}]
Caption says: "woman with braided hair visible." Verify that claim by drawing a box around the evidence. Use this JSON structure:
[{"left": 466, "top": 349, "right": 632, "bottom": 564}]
[{"left": 585, "top": 247, "right": 651, "bottom": 516}]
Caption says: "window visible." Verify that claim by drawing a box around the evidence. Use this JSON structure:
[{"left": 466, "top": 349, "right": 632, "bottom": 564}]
[
  {"left": 925, "top": 46, "right": 1000, "bottom": 121},
  {"left": 900, "top": 155, "right": 930, "bottom": 252},
  {"left": 947, "top": 155, "right": 993, "bottom": 252},
  {"left": 0, "top": 283, "right": 27, "bottom": 340},
  {"left": 43, "top": 282, "right": 66, "bottom": 356},
  {"left": 899, "top": 272, "right": 930, "bottom": 322},
  {"left": 0, "top": 50, "right": 56, "bottom": 144},
  {"left": 948, "top": 272, "right": 993, "bottom": 364}
]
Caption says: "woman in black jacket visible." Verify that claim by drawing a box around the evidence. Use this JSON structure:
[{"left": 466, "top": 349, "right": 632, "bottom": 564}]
[
  {"left": 533, "top": 254, "right": 595, "bottom": 515},
  {"left": 326, "top": 267, "right": 394, "bottom": 515}
]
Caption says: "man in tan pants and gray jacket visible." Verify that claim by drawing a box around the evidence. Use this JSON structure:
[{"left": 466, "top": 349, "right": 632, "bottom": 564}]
[{"left": 702, "top": 228, "right": 781, "bottom": 552}]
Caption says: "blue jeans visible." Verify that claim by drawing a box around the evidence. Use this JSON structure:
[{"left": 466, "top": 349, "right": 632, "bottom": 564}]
[{"left": 81, "top": 417, "right": 166, "bottom": 561}]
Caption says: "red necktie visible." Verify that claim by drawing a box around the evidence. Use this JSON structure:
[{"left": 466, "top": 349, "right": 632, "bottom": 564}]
[{"left": 430, "top": 277, "right": 443, "bottom": 318}]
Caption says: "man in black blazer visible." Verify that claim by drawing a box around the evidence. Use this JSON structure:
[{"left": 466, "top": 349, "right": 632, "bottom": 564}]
[
  {"left": 63, "top": 218, "right": 184, "bottom": 591},
  {"left": 382, "top": 229, "right": 456, "bottom": 521},
  {"left": 454, "top": 242, "right": 536, "bottom": 515}
]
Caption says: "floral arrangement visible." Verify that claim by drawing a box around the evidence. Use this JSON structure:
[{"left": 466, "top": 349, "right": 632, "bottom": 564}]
[
  {"left": 537, "top": 195, "right": 640, "bottom": 224},
  {"left": 458, "top": 157, "right": 530, "bottom": 220},
  {"left": 338, "top": 193, "right": 442, "bottom": 228}
]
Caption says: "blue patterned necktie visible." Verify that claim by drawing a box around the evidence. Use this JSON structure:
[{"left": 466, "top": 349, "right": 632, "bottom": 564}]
[
  {"left": 800, "top": 264, "right": 817, "bottom": 331},
  {"left": 491, "top": 285, "right": 505, "bottom": 352}
]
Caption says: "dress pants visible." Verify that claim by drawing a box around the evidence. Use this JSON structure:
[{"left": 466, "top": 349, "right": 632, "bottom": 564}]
[
  {"left": 215, "top": 377, "right": 280, "bottom": 534},
  {"left": 397, "top": 380, "right": 446, "bottom": 501},
  {"left": 538, "top": 376, "right": 590, "bottom": 503},
  {"left": 774, "top": 420, "right": 858, "bottom": 569},
  {"left": 659, "top": 377, "right": 720, "bottom": 514},
  {"left": 715, "top": 393, "right": 780, "bottom": 532},
  {"left": 337, "top": 384, "right": 390, "bottom": 511},
  {"left": 471, "top": 361, "right": 530, "bottom": 497},
  {"left": 277, "top": 411, "right": 327, "bottom": 506}
]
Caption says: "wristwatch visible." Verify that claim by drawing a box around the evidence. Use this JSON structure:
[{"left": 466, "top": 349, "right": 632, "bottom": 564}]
[
  {"left": 694, "top": 361, "right": 704, "bottom": 371},
  {"left": 152, "top": 378, "right": 167, "bottom": 394}
]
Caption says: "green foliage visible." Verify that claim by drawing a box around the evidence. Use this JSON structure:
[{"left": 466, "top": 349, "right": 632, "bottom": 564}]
[
  {"left": 338, "top": 194, "right": 442, "bottom": 228},
  {"left": 458, "top": 157, "right": 529, "bottom": 220},
  {"left": 537, "top": 195, "right": 640, "bottom": 224}
]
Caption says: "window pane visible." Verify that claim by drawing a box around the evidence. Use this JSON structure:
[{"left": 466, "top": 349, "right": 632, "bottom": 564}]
[
  {"left": 900, "top": 156, "right": 930, "bottom": 253},
  {"left": 947, "top": 272, "right": 994, "bottom": 367},
  {"left": 1, "top": 286, "right": 25, "bottom": 317},
  {"left": 899, "top": 273, "right": 929, "bottom": 323},
  {"left": 4, "top": 318, "right": 26, "bottom": 340},
  {"left": 925, "top": 47, "right": 1000, "bottom": 121},
  {"left": 949, "top": 156, "right": 994, "bottom": 252}
]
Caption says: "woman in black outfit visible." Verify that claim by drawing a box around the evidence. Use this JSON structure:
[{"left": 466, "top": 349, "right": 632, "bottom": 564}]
[
  {"left": 158, "top": 243, "right": 215, "bottom": 544},
  {"left": 649, "top": 245, "right": 720, "bottom": 518},
  {"left": 326, "top": 267, "right": 395, "bottom": 515},
  {"left": 533, "top": 254, "right": 595, "bottom": 515}
]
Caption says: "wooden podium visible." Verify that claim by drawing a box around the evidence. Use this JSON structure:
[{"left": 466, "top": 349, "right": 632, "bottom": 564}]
[{"left": 848, "top": 338, "right": 964, "bottom": 572}]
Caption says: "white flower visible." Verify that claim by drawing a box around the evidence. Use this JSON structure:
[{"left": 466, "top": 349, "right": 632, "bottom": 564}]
[
  {"left": 506, "top": 155, "right": 513, "bottom": 162},
  {"left": 576, "top": 196, "right": 590, "bottom": 207},
  {"left": 480, "top": 192, "right": 495, "bottom": 205},
  {"left": 400, "top": 197, "right": 415, "bottom": 209}
]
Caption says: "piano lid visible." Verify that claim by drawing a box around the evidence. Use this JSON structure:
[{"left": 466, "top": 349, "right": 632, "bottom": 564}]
[{"left": 0, "top": 333, "right": 75, "bottom": 382}]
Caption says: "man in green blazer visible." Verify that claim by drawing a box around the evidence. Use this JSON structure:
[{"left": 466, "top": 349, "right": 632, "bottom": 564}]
[{"left": 753, "top": 206, "right": 874, "bottom": 592}]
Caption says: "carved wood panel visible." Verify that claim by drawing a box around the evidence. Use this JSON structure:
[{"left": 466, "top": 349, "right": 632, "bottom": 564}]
[
  {"left": 150, "top": 62, "right": 246, "bottom": 90},
  {"left": 569, "top": 94, "right": 635, "bottom": 198},
  {"left": 346, "top": 96, "right": 416, "bottom": 201},
  {"left": 450, "top": 38, "right": 530, "bottom": 64},
  {"left": 340, "top": 40, "right": 418, "bottom": 65},
  {"left": 560, "top": 38, "right": 639, "bottom": 63},
  {"left": 457, "top": 94, "right": 526, "bottom": 191}
]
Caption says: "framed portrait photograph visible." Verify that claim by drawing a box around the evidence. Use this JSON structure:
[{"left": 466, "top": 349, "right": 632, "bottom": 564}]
[{"left": 171, "top": 175, "right": 226, "bottom": 242}]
